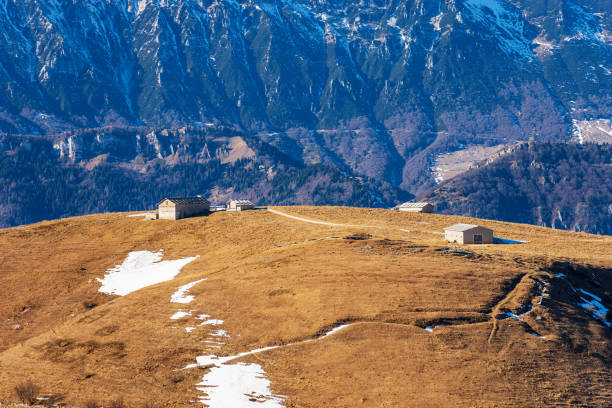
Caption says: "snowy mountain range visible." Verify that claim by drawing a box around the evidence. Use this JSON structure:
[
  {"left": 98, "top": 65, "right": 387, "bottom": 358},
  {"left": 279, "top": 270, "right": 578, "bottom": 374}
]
[{"left": 0, "top": 0, "right": 611, "bottom": 198}]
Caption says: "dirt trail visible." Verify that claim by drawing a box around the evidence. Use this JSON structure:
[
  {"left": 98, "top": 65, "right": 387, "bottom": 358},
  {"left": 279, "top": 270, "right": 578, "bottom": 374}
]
[
  {"left": 267, "top": 208, "right": 371, "bottom": 227},
  {"left": 267, "top": 208, "right": 396, "bottom": 231}
]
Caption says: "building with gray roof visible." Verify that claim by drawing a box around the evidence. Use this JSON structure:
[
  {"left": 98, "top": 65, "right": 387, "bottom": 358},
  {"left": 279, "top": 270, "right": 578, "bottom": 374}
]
[
  {"left": 157, "top": 196, "right": 210, "bottom": 220},
  {"left": 395, "top": 202, "right": 434, "bottom": 213},
  {"left": 444, "top": 224, "right": 493, "bottom": 244}
]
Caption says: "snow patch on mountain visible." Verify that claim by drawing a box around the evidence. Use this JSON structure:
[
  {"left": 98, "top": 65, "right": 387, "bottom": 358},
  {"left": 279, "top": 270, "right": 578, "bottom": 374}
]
[
  {"left": 463, "top": 0, "right": 534, "bottom": 59},
  {"left": 430, "top": 13, "right": 444, "bottom": 32},
  {"left": 572, "top": 119, "right": 612, "bottom": 144}
]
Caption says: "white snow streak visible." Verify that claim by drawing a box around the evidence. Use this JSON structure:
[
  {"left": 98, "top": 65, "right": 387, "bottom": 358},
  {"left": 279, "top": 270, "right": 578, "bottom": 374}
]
[
  {"left": 171, "top": 279, "right": 206, "bottom": 304},
  {"left": 577, "top": 289, "right": 611, "bottom": 327},
  {"left": 171, "top": 310, "right": 193, "bottom": 320},
  {"left": 188, "top": 323, "right": 352, "bottom": 406}
]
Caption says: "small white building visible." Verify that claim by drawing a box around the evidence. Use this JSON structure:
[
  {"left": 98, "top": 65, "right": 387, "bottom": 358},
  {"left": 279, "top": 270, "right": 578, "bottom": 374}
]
[
  {"left": 227, "top": 199, "right": 255, "bottom": 211},
  {"left": 158, "top": 196, "right": 210, "bottom": 220},
  {"left": 395, "top": 202, "right": 434, "bottom": 213},
  {"left": 444, "top": 224, "right": 493, "bottom": 244}
]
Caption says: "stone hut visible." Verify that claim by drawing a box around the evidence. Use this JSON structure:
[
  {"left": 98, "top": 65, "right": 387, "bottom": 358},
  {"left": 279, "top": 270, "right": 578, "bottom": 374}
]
[
  {"left": 227, "top": 199, "right": 255, "bottom": 211},
  {"left": 395, "top": 202, "right": 434, "bottom": 213},
  {"left": 157, "top": 196, "right": 210, "bottom": 220},
  {"left": 444, "top": 224, "right": 493, "bottom": 244}
]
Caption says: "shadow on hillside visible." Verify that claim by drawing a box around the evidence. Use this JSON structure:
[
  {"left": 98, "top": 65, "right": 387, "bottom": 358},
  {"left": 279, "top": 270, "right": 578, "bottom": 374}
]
[{"left": 493, "top": 237, "right": 527, "bottom": 245}]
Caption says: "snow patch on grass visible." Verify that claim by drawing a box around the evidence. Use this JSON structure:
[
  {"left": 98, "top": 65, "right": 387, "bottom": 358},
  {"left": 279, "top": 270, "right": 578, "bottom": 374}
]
[
  {"left": 577, "top": 289, "right": 611, "bottom": 327},
  {"left": 196, "top": 363, "right": 285, "bottom": 407},
  {"left": 199, "top": 318, "right": 225, "bottom": 326},
  {"left": 171, "top": 310, "right": 193, "bottom": 320},
  {"left": 536, "top": 281, "right": 548, "bottom": 305},
  {"left": 212, "top": 329, "right": 229, "bottom": 337},
  {"left": 319, "top": 324, "right": 350, "bottom": 339},
  {"left": 171, "top": 279, "right": 206, "bottom": 304},
  {"left": 97, "top": 250, "right": 199, "bottom": 296},
  {"left": 189, "top": 323, "right": 353, "bottom": 405}
]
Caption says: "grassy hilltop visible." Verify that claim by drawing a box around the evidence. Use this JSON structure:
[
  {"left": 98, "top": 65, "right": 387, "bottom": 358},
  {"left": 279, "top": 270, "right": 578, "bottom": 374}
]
[{"left": 0, "top": 207, "right": 611, "bottom": 407}]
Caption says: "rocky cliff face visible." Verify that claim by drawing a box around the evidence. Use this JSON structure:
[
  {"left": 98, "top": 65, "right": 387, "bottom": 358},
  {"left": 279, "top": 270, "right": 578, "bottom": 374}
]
[{"left": 0, "top": 0, "right": 610, "bottom": 193}]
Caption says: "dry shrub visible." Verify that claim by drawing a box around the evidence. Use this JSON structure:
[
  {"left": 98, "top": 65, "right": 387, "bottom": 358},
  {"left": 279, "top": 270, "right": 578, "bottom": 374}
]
[
  {"left": 141, "top": 402, "right": 157, "bottom": 408},
  {"left": 14, "top": 379, "right": 40, "bottom": 404},
  {"left": 85, "top": 400, "right": 100, "bottom": 408}
]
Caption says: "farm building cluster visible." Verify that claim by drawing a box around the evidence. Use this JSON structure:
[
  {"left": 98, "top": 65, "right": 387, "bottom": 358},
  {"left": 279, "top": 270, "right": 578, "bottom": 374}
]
[
  {"left": 151, "top": 196, "right": 256, "bottom": 220},
  {"left": 142, "top": 198, "right": 502, "bottom": 246},
  {"left": 397, "top": 201, "right": 496, "bottom": 245}
]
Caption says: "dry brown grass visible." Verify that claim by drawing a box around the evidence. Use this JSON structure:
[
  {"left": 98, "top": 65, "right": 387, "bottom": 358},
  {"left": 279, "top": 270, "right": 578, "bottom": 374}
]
[
  {"left": 0, "top": 207, "right": 610, "bottom": 407},
  {"left": 108, "top": 397, "right": 126, "bottom": 408}
]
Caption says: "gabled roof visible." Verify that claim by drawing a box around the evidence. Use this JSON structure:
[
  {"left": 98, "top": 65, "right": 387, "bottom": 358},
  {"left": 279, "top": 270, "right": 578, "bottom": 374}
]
[
  {"left": 444, "top": 223, "right": 491, "bottom": 232},
  {"left": 157, "top": 196, "right": 210, "bottom": 205},
  {"left": 230, "top": 199, "right": 254, "bottom": 205},
  {"left": 397, "top": 202, "right": 433, "bottom": 208}
]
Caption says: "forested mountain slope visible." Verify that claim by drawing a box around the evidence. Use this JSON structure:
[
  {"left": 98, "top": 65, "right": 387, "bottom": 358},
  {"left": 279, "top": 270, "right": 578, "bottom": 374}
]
[
  {"left": 0, "top": 127, "right": 407, "bottom": 228},
  {"left": 0, "top": 0, "right": 611, "bottom": 193},
  {"left": 423, "top": 143, "right": 612, "bottom": 234}
]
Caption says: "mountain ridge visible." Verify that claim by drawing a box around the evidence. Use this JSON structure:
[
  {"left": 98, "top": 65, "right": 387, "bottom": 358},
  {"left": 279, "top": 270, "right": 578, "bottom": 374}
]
[{"left": 1, "top": 0, "right": 611, "bottom": 193}]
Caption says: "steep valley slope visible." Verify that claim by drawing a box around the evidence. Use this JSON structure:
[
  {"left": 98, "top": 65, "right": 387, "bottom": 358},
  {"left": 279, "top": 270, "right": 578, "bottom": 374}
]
[
  {"left": 0, "top": 206, "right": 611, "bottom": 407},
  {"left": 423, "top": 142, "right": 612, "bottom": 235}
]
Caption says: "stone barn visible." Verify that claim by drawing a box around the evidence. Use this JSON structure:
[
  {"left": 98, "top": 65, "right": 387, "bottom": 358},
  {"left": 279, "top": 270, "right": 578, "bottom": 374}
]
[
  {"left": 395, "top": 202, "right": 434, "bottom": 213},
  {"left": 227, "top": 199, "right": 255, "bottom": 211},
  {"left": 157, "top": 196, "right": 210, "bottom": 220},
  {"left": 444, "top": 224, "right": 493, "bottom": 244}
]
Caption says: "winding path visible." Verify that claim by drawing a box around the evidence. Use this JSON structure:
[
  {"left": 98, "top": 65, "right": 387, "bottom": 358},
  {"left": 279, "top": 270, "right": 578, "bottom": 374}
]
[{"left": 266, "top": 208, "right": 389, "bottom": 230}]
